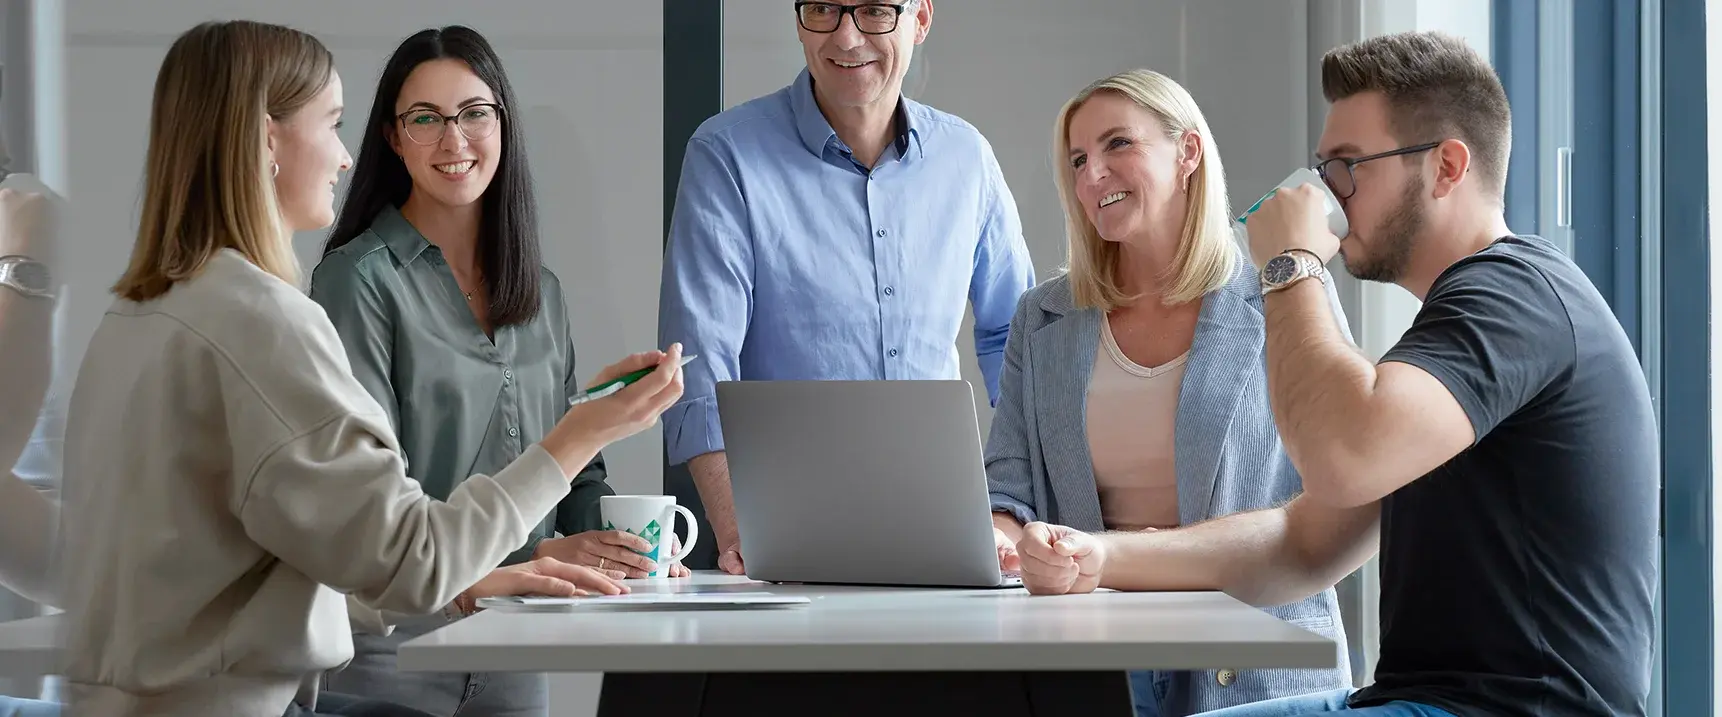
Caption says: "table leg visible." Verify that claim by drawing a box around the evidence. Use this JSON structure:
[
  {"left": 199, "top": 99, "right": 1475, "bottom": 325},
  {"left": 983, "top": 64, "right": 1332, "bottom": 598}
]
[{"left": 596, "top": 671, "right": 1136, "bottom": 716}]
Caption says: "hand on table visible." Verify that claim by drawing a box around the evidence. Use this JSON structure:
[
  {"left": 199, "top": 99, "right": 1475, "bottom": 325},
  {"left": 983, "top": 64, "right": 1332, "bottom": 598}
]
[
  {"left": 1016, "top": 522, "right": 1108, "bottom": 596},
  {"left": 718, "top": 546, "right": 746, "bottom": 576},
  {"left": 663, "top": 534, "right": 691, "bottom": 578},
  {"left": 461, "top": 556, "right": 629, "bottom": 611},
  {"left": 993, "top": 527, "right": 1021, "bottom": 572}
]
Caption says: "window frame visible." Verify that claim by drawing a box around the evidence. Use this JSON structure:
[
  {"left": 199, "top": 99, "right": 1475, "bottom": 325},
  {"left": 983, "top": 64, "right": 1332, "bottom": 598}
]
[{"left": 660, "top": 0, "right": 726, "bottom": 571}]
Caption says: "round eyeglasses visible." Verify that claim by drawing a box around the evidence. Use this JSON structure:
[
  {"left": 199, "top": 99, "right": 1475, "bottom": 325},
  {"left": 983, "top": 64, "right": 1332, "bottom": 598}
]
[
  {"left": 397, "top": 103, "right": 503, "bottom": 145},
  {"left": 1313, "top": 141, "right": 1442, "bottom": 199},
  {"left": 794, "top": 2, "right": 912, "bottom": 35}
]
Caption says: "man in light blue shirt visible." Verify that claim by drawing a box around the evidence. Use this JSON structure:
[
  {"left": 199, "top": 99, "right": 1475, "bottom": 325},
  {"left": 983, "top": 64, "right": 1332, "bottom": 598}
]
[{"left": 659, "top": 0, "right": 1035, "bottom": 575}]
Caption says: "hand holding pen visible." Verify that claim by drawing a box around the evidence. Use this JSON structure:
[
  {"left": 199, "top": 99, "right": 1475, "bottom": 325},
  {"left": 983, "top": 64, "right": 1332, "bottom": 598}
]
[{"left": 539, "top": 344, "right": 687, "bottom": 476}]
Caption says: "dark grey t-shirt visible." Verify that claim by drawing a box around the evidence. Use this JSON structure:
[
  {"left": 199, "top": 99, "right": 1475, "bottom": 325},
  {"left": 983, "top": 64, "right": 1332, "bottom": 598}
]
[{"left": 1347, "top": 235, "right": 1659, "bottom": 716}]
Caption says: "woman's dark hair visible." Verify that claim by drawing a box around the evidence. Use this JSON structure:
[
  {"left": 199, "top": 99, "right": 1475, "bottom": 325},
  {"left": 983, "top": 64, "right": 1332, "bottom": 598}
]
[{"left": 324, "top": 25, "right": 542, "bottom": 326}]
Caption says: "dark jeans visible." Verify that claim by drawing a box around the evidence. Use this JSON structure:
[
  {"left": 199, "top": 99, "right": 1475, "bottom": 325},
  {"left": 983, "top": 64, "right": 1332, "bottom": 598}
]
[
  {"left": 1192, "top": 689, "right": 1459, "bottom": 717},
  {"left": 284, "top": 691, "right": 437, "bottom": 717}
]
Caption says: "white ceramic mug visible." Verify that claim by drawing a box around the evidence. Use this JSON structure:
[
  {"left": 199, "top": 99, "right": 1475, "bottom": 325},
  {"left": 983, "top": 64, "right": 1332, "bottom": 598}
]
[
  {"left": 599, "top": 495, "right": 699, "bottom": 577},
  {"left": 1237, "top": 166, "right": 1351, "bottom": 239}
]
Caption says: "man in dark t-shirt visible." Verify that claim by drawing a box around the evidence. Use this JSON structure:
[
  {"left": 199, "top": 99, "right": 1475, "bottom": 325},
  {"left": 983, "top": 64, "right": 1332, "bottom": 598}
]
[
  {"left": 1008, "top": 31, "right": 1657, "bottom": 717},
  {"left": 1353, "top": 233, "right": 1658, "bottom": 716}
]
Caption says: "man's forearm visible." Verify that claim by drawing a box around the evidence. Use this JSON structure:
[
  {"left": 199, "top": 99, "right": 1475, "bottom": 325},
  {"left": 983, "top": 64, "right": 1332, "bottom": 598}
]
[
  {"left": 1097, "top": 496, "right": 1379, "bottom": 608},
  {"left": 992, "top": 511, "right": 1024, "bottom": 543},
  {"left": 687, "top": 451, "right": 740, "bottom": 548},
  {"left": 1262, "top": 279, "right": 1380, "bottom": 498}
]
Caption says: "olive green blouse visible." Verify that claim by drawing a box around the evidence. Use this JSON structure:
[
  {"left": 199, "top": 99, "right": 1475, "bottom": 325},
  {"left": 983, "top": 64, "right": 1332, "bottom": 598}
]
[{"left": 308, "top": 204, "right": 611, "bottom": 566}]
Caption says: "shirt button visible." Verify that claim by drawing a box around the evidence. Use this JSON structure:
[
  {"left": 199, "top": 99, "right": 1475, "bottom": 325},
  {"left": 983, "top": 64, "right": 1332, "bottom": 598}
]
[
  {"left": 883, "top": 286, "right": 894, "bottom": 296},
  {"left": 1216, "top": 669, "right": 1236, "bottom": 687},
  {"left": 503, "top": 369, "right": 513, "bottom": 381},
  {"left": 876, "top": 229, "right": 887, "bottom": 237},
  {"left": 507, "top": 426, "right": 519, "bottom": 437},
  {"left": 888, "top": 348, "right": 899, "bottom": 357}
]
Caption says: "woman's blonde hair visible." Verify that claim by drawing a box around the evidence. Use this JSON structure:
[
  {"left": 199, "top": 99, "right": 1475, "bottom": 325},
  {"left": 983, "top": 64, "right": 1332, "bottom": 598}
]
[
  {"left": 1053, "top": 68, "right": 1235, "bottom": 310},
  {"left": 112, "top": 20, "right": 334, "bottom": 301}
]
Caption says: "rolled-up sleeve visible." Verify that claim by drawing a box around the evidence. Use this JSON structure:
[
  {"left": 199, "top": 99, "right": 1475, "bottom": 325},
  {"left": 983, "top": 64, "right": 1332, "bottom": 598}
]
[
  {"left": 968, "top": 148, "right": 1036, "bottom": 407},
  {"left": 983, "top": 291, "right": 1040, "bottom": 526},
  {"left": 658, "top": 136, "right": 755, "bottom": 466}
]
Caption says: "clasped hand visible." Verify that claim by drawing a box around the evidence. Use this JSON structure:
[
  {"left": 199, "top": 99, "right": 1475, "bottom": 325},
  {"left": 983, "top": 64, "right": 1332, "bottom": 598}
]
[{"left": 995, "top": 523, "right": 1113, "bottom": 596}]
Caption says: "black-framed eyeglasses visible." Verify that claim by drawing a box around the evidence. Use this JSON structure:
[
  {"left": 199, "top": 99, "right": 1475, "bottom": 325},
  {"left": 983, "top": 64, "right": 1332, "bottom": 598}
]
[
  {"left": 794, "top": 2, "right": 912, "bottom": 35},
  {"left": 1313, "top": 141, "right": 1442, "bottom": 199},
  {"left": 396, "top": 102, "right": 503, "bottom": 145}
]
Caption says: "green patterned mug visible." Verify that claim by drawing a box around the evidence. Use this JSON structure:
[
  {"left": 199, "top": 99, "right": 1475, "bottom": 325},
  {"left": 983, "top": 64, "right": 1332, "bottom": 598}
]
[{"left": 598, "top": 495, "right": 700, "bottom": 577}]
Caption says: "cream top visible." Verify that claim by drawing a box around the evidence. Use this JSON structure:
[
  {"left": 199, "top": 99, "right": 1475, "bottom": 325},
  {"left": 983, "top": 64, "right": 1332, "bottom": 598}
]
[
  {"left": 1085, "top": 316, "right": 1186, "bottom": 532},
  {"left": 57, "top": 249, "right": 573, "bottom": 717}
]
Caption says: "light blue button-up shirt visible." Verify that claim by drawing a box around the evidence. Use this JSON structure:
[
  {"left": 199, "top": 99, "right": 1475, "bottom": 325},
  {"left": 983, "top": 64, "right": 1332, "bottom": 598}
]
[{"left": 659, "top": 69, "right": 1035, "bottom": 466}]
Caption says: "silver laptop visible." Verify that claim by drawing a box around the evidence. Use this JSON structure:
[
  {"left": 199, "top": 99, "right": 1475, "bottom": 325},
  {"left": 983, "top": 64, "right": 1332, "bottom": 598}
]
[{"left": 716, "top": 379, "right": 1022, "bottom": 589}]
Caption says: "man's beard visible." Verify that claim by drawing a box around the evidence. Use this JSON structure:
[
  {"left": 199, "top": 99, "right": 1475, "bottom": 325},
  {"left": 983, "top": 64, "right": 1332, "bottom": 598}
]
[{"left": 1341, "top": 175, "right": 1424, "bottom": 283}]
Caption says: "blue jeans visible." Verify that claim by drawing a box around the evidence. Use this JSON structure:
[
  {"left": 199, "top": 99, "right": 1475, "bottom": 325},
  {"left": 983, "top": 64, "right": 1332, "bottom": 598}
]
[
  {"left": 1130, "top": 670, "right": 1166, "bottom": 717},
  {"left": 285, "top": 692, "right": 435, "bottom": 717},
  {"left": 1191, "top": 689, "right": 1458, "bottom": 717},
  {"left": 0, "top": 696, "right": 58, "bottom": 717},
  {"left": 325, "top": 613, "right": 547, "bottom": 716}
]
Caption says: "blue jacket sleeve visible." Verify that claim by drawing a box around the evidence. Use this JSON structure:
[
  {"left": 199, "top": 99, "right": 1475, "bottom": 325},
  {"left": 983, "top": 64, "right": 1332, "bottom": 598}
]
[
  {"left": 983, "top": 290, "right": 1041, "bottom": 526},
  {"left": 658, "top": 136, "right": 755, "bottom": 466},
  {"left": 969, "top": 144, "right": 1036, "bottom": 407}
]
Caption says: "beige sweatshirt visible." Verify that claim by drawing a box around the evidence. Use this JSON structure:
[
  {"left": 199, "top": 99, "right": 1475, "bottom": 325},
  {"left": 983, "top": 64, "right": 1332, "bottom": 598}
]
[
  {"left": 0, "top": 471, "right": 57, "bottom": 607},
  {"left": 56, "top": 249, "right": 572, "bottom": 717}
]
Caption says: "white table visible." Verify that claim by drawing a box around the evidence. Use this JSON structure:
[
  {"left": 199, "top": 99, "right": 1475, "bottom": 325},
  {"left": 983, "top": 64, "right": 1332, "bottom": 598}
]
[
  {"left": 0, "top": 615, "right": 58, "bottom": 678},
  {"left": 400, "top": 572, "right": 1336, "bottom": 716}
]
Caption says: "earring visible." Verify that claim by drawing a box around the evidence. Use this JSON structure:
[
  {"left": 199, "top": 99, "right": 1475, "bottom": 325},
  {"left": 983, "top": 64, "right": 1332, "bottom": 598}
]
[{"left": 271, "top": 162, "right": 279, "bottom": 179}]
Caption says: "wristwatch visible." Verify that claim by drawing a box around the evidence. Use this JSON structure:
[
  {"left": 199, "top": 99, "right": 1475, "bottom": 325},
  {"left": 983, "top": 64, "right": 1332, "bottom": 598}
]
[
  {"left": 1260, "top": 249, "right": 1328, "bottom": 295},
  {"left": 0, "top": 256, "right": 53, "bottom": 299}
]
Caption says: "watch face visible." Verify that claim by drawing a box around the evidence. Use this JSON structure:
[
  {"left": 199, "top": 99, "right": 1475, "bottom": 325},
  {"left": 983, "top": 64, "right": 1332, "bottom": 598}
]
[
  {"left": 1263, "top": 255, "right": 1299, "bottom": 285},
  {"left": 5, "top": 261, "right": 48, "bottom": 292}
]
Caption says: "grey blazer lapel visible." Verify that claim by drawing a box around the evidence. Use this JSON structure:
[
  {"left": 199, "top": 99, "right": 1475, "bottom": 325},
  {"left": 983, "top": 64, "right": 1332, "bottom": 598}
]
[
  {"left": 1027, "top": 289, "right": 1105, "bottom": 530},
  {"left": 1174, "top": 271, "right": 1264, "bottom": 524}
]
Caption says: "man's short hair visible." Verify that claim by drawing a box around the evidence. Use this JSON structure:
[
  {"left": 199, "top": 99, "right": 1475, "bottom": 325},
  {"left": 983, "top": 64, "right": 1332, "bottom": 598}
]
[{"left": 1321, "top": 31, "right": 1511, "bottom": 197}]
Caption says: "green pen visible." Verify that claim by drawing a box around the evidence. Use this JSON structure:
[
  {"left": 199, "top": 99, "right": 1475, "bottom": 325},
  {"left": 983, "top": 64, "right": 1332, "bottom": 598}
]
[{"left": 568, "top": 355, "right": 697, "bottom": 407}]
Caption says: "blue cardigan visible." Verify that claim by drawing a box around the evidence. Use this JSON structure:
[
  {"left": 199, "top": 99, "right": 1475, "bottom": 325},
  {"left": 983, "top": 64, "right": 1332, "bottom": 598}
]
[{"left": 986, "top": 254, "right": 1355, "bottom": 716}]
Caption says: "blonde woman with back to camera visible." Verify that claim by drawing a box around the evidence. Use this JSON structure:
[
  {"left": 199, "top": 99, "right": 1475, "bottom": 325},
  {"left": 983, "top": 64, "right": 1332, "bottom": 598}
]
[
  {"left": 55, "top": 20, "right": 684, "bottom": 717},
  {"left": 983, "top": 69, "right": 1354, "bottom": 716}
]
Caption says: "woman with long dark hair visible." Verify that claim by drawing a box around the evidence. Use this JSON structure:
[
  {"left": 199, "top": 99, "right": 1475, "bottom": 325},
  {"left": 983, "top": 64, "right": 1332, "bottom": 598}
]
[{"left": 310, "top": 26, "right": 683, "bottom": 717}]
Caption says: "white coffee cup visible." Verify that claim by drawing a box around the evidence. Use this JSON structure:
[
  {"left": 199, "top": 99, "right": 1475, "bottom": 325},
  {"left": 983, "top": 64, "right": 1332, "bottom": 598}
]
[
  {"left": 599, "top": 495, "right": 699, "bottom": 577},
  {"left": 1237, "top": 166, "right": 1350, "bottom": 239}
]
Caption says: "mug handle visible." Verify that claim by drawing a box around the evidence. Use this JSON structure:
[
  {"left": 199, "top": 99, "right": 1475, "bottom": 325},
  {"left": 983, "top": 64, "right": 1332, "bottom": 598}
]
[{"left": 665, "top": 504, "right": 700, "bottom": 563}]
